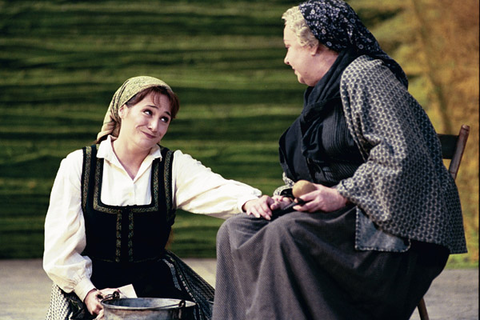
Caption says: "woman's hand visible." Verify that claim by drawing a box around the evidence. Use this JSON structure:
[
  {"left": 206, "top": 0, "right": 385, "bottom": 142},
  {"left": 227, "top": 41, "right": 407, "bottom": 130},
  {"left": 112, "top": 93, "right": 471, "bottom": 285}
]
[
  {"left": 84, "top": 289, "right": 103, "bottom": 318},
  {"left": 84, "top": 288, "right": 120, "bottom": 319},
  {"left": 243, "top": 195, "right": 293, "bottom": 220},
  {"left": 294, "top": 184, "right": 348, "bottom": 213}
]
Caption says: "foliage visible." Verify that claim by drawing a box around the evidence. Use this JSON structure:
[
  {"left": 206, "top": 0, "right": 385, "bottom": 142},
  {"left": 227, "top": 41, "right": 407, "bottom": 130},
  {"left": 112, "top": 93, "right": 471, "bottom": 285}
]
[
  {"left": 0, "top": 0, "right": 477, "bottom": 267},
  {"left": 407, "top": 0, "right": 479, "bottom": 266}
]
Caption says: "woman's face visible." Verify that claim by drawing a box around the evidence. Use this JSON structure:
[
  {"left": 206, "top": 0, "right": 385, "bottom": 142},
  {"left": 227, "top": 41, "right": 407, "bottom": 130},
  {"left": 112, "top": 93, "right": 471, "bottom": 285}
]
[
  {"left": 283, "top": 27, "right": 318, "bottom": 86},
  {"left": 118, "top": 92, "right": 172, "bottom": 152},
  {"left": 283, "top": 26, "right": 338, "bottom": 87}
]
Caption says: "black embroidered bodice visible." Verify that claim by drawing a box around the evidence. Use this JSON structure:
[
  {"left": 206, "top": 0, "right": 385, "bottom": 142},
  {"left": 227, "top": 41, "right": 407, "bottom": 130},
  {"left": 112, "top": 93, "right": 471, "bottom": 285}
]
[{"left": 80, "top": 145, "right": 175, "bottom": 264}]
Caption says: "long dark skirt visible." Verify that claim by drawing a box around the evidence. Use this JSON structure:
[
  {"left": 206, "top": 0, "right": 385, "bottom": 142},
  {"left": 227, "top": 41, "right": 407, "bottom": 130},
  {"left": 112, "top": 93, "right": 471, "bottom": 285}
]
[{"left": 212, "top": 206, "right": 448, "bottom": 320}]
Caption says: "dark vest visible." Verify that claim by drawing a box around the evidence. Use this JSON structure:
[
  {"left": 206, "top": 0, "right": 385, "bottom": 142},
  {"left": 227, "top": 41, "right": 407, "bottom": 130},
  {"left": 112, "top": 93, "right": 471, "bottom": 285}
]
[{"left": 80, "top": 145, "right": 176, "bottom": 289}]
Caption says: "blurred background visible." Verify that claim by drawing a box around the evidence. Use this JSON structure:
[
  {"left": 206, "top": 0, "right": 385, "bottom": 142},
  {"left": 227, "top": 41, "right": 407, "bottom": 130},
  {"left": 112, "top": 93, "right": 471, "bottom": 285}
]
[{"left": 0, "top": 0, "right": 478, "bottom": 267}]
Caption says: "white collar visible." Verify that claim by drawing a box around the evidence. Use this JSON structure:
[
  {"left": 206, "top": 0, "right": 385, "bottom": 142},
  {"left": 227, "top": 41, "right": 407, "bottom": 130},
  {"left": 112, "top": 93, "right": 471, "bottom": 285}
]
[
  {"left": 96, "top": 136, "right": 162, "bottom": 180},
  {"left": 97, "top": 135, "right": 162, "bottom": 161}
]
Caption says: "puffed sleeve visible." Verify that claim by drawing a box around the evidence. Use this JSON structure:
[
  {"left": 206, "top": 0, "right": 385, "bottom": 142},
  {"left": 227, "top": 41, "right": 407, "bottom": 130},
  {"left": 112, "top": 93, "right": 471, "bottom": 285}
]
[
  {"left": 172, "top": 150, "right": 262, "bottom": 219},
  {"left": 43, "top": 150, "right": 96, "bottom": 301}
]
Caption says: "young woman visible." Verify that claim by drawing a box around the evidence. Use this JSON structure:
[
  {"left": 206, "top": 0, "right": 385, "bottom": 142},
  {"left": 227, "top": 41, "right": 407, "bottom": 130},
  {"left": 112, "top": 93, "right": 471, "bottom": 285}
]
[{"left": 44, "top": 76, "right": 262, "bottom": 319}]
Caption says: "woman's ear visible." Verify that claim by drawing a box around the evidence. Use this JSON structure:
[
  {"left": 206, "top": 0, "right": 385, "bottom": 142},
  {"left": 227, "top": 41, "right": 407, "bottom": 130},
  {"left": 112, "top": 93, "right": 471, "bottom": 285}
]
[
  {"left": 311, "top": 43, "right": 332, "bottom": 57},
  {"left": 309, "top": 44, "right": 320, "bottom": 56},
  {"left": 118, "top": 104, "right": 127, "bottom": 119}
]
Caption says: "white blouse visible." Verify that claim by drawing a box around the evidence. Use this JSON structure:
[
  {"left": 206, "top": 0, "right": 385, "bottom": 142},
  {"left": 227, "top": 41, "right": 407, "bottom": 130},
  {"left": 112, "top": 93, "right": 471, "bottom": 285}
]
[{"left": 43, "top": 136, "right": 261, "bottom": 301}]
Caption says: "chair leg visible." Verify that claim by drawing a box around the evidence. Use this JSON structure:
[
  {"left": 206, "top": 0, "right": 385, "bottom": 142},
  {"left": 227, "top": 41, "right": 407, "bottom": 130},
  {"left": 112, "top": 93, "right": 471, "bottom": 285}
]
[{"left": 417, "top": 297, "right": 430, "bottom": 320}]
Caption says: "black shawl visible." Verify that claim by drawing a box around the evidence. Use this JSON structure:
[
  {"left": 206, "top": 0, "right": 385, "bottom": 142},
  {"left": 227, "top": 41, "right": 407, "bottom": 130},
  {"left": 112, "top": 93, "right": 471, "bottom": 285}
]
[{"left": 279, "top": 49, "right": 363, "bottom": 187}]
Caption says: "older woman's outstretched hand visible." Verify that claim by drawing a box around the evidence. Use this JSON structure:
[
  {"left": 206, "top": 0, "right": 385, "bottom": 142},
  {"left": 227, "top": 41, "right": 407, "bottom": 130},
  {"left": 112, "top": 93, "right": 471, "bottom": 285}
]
[
  {"left": 293, "top": 183, "right": 348, "bottom": 213},
  {"left": 243, "top": 195, "right": 293, "bottom": 220}
]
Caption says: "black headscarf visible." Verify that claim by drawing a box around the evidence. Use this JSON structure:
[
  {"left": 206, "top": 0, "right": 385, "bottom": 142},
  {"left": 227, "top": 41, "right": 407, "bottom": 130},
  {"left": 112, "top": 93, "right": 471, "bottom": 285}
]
[{"left": 299, "top": 0, "right": 408, "bottom": 87}]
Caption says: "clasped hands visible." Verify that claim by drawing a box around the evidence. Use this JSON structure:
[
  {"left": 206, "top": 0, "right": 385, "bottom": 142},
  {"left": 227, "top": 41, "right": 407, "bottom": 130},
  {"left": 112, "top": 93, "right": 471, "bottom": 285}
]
[{"left": 243, "top": 182, "right": 348, "bottom": 220}]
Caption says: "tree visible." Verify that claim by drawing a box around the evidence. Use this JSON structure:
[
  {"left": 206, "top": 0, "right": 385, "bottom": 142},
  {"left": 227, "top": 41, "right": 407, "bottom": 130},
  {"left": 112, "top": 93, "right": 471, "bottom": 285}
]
[{"left": 406, "top": 0, "right": 479, "bottom": 265}]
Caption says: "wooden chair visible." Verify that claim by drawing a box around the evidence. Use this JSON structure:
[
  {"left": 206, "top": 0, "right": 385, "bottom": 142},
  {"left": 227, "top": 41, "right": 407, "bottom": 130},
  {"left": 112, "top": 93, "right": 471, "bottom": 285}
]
[{"left": 416, "top": 124, "right": 470, "bottom": 320}]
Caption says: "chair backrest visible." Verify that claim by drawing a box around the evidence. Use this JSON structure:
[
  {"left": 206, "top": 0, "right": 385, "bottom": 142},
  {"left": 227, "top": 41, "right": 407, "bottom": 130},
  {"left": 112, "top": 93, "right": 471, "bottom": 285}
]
[
  {"left": 417, "top": 123, "right": 470, "bottom": 320},
  {"left": 437, "top": 124, "right": 470, "bottom": 180}
]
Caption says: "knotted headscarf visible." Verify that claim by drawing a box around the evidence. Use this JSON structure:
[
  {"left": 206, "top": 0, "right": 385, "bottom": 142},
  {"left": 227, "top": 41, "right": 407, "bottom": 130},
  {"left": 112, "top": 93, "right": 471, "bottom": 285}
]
[
  {"left": 96, "top": 76, "right": 173, "bottom": 142},
  {"left": 299, "top": 0, "right": 408, "bottom": 87}
]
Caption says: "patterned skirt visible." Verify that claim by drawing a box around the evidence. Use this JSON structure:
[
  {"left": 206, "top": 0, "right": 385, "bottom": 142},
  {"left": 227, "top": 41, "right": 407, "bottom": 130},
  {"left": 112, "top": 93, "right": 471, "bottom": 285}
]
[{"left": 45, "top": 251, "right": 214, "bottom": 320}]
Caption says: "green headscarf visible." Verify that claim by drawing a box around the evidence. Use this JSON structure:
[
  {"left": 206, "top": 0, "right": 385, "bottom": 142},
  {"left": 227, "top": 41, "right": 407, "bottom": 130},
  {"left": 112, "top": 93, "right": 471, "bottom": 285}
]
[{"left": 97, "top": 76, "right": 172, "bottom": 142}]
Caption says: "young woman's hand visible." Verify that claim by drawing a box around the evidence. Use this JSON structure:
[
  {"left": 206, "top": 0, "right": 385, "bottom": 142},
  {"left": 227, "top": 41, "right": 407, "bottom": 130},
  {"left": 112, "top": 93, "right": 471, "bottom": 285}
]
[
  {"left": 84, "top": 288, "right": 120, "bottom": 319},
  {"left": 84, "top": 289, "right": 103, "bottom": 318},
  {"left": 243, "top": 195, "right": 293, "bottom": 220}
]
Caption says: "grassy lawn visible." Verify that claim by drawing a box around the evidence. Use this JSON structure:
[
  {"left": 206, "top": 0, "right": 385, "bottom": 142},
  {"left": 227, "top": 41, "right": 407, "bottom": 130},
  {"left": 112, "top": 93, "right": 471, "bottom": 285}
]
[
  {"left": 0, "top": 0, "right": 300, "bottom": 259},
  {"left": 0, "top": 0, "right": 476, "bottom": 267}
]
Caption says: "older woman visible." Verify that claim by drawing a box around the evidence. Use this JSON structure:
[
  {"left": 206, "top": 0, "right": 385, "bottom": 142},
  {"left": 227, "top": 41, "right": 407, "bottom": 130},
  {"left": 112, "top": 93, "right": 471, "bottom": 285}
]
[
  {"left": 212, "top": 1, "right": 466, "bottom": 319},
  {"left": 43, "top": 76, "right": 262, "bottom": 319}
]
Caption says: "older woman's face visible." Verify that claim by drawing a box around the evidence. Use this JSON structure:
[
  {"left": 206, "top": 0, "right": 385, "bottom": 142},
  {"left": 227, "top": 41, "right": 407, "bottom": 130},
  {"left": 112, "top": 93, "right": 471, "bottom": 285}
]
[
  {"left": 283, "top": 26, "right": 338, "bottom": 87},
  {"left": 283, "top": 27, "right": 318, "bottom": 86},
  {"left": 118, "top": 92, "right": 172, "bottom": 152}
]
